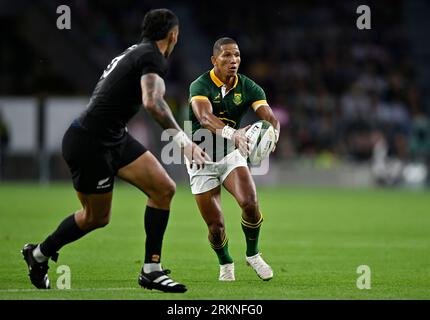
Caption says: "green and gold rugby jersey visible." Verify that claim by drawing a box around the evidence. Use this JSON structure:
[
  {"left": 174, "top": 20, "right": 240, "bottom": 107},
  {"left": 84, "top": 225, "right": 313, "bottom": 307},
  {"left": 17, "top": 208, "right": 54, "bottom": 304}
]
[{"left": 189, "top": 69, "right": 268, "bottom": 161}]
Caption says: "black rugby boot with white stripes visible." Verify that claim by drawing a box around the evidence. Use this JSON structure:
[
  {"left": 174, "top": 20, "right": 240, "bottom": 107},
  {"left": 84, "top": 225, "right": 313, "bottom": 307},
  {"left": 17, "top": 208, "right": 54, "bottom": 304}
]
[
  {"left": 21, "top": 243, "right": 58, "bottom": 289},
  {"left": 138, "top": 268, "right": 187, "bottom": 293}
]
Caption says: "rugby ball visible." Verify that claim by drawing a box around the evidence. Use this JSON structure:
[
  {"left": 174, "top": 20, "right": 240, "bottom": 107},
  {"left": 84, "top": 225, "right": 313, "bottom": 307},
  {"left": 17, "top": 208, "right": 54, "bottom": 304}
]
[{"left": 245, "top": 120, "right": 276, "bottom": 165}]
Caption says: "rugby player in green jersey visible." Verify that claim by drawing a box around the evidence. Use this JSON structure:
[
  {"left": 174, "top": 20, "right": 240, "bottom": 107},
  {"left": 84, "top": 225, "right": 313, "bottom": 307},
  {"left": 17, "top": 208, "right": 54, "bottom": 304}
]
[{"left": 187, "top": 37, "right": 280, "bottom": 281}]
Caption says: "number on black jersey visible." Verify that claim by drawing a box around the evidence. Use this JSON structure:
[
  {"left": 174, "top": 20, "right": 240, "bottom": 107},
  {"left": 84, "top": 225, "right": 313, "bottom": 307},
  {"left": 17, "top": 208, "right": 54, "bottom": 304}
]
[{"left": 100, "top": 44, "right": 138, "bottom": 79}]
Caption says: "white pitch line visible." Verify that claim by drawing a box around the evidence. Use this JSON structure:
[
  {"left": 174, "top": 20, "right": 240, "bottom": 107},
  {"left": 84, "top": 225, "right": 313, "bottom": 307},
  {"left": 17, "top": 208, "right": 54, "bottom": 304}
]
[{"left": 0, "top": 287, "right": 141, "bottom": 293}]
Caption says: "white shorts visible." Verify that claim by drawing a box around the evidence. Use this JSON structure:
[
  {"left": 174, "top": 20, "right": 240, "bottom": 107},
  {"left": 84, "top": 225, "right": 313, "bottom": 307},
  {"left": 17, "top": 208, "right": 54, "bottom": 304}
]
[{"left": 185, "top": 149, "right": 248, "bottom": 194}]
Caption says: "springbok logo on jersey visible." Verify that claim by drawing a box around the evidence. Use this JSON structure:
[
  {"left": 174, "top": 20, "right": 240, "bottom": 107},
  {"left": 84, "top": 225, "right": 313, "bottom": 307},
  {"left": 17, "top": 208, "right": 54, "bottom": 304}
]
[
  {"left": 233, "top": 93, "right": 242, "bottom": 105},
  {"left": 213, "top": 93, "right": 221, "bottom": 104}
]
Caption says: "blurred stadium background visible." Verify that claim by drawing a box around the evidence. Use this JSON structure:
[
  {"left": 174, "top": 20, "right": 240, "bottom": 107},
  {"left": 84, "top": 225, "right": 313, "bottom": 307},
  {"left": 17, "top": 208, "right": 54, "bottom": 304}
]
[{"left": 1, "top": 0, "right": 430, "bottom": 188}]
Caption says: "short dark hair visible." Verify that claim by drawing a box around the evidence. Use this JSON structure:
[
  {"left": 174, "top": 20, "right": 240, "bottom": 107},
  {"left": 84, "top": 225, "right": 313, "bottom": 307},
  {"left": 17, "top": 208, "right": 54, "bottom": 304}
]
[
  {"left": 141, "top": 9, "right": 179, "bottom": 41},
  {"left": 213, "top": 37, "right": 237, "bottom": 56}
]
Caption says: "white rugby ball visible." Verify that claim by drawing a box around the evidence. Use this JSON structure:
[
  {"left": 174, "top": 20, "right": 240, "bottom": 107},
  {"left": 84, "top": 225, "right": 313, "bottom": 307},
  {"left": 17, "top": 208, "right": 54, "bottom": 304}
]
[{"left": 245, "top": 120, "right": 276, "bottom": 165}]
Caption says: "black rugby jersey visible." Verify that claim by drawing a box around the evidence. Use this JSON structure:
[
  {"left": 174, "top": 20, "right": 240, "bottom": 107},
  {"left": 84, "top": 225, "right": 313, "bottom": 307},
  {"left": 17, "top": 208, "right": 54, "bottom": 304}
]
[{"left": 79, "top": 39, "right": 168, "bottom": 141}]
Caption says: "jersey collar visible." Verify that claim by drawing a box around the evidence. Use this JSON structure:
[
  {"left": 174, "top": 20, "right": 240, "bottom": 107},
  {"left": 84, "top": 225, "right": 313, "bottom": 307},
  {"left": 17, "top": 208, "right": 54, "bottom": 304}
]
[{"left": 210, "top": 69, "right": 238, "bottom": 89}]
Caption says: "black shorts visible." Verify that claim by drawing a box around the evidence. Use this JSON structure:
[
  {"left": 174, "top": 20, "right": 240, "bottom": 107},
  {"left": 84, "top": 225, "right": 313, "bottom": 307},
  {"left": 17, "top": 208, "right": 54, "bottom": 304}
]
[{"left": 62, "top": 121, "right": 147, "bottom": 194}]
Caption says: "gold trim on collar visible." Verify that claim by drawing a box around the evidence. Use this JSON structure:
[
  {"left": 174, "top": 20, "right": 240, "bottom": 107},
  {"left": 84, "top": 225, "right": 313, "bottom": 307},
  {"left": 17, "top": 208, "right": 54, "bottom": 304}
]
[
  {"left": 209, "top": 69, "right": 223, "bottom": 87},
  {"left": 210, "top": 69, "right": 238, "bottom": 89}
]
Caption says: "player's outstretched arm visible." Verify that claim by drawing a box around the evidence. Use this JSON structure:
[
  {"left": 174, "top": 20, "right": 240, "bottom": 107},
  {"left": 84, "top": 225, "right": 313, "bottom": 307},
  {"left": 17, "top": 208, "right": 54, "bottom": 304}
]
[
  {"left": 191, "top": 98, "right": 227, "bottom": 133},
  {"left": 255, "top": 105, "right": 280, "bottom": 150},
  {"left": 141, "top": 73, "right": 209, "bottom": 167},
  {"left": 141, "top": 73, "right": 182, "bottom": 131},
  {"left": 191, "top": 98, "right": 250, "bottom": 156}
]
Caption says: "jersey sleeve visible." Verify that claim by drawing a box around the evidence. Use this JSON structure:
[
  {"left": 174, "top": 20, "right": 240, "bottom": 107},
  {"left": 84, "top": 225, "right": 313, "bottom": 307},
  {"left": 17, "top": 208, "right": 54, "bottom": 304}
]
[
  {"left": 139, "top": 51, "right": 167, "bottom": 78},
  {"left": 189, "top": 79, "right": 211, "bottom": 102},
  {"left": 246, "top": 79, "right": 269, "bottom": 111}
]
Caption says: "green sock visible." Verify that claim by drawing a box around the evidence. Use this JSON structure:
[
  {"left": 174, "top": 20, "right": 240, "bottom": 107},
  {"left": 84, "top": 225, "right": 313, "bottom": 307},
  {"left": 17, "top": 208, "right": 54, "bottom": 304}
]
[
  {"left": 210, "top": 236, "right": 233, "bottom": 265},
  {"left": 241, "top": 214, "right": 263, "bottom": 257}
]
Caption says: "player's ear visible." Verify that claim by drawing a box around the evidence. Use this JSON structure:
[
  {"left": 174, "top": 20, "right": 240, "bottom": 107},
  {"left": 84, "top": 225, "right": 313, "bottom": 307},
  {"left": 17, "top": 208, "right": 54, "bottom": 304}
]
[
  {"left": 166, "top": 28, "right": 175, "bottom": 43},
  {"left": 211, "top": 55, "right": 216, "bottom": 66},
  {"left": 167, "top": 30, "right": 174, "bottom": 42},
  {"left": 174, "top": 28, "right": 179, "bottom": 41}
]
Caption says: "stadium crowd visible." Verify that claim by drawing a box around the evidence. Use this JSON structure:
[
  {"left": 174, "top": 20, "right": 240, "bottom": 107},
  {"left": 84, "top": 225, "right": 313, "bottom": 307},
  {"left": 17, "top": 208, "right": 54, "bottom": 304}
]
[{"left": 2, "top": 0, "right": 429, "bottom": 167}]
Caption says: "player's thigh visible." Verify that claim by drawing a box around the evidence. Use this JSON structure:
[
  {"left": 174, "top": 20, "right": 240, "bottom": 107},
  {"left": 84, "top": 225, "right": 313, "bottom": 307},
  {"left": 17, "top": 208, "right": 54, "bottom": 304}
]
[
  {"left": 194, "top": 186, "right": 224, "bottom": 227},
  {"left": 116, "top": 151, "right": 175, "bottom": 198},
  {"left": 62, "top": 124, "right": 116, "bottom": 194},
  {"left": 222, "top": 166, "right": 258, "bottom": 209}
]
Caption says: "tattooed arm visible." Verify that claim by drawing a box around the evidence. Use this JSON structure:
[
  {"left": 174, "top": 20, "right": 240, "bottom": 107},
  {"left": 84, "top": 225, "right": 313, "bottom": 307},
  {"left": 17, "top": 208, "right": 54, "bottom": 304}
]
[
  {"left": 140, "top": 73, "right": 209, "bottom": 167},
  {"left": 141, "top": 73, "right": 181, "bottom": 131}
]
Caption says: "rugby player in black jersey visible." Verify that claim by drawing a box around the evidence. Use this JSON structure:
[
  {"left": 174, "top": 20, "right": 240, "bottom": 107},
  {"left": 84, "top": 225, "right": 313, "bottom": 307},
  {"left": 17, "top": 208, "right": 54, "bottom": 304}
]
[{"left": 22, "top": 9, "right": 208, "bottom": 293}]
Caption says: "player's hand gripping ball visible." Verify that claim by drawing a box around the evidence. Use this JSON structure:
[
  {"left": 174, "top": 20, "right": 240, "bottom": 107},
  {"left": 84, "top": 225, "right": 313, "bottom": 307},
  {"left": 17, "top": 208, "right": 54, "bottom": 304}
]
[{"left": 245, "top": 120, "right": 276, "bottom": 165}]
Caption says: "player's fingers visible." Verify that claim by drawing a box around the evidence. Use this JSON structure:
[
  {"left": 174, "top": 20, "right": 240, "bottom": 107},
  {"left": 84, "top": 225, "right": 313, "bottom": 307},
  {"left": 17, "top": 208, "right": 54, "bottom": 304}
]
[
  {"left": 198, "top": 159, "right": 204, "bottom": 169},
  {"left": 191, "top": 152, "right": 201, "bottom": 169},
  {"left": 193, "top": 158, "right": 201, "bottom": 170},
  {"left": 196, "top": 157, "right": 204, "bottom": 169},
  {"left": 200, "top": 153, "right": 208, "bottom": 169},
  {"left": 202, "top": 150, "right": 211, "bottom": 161},
  {"left": 239, "top": 143, "right": 248, "bottom": 157},
  {"left": 194, "top": 152, "right": 206, "bottom": 169}
]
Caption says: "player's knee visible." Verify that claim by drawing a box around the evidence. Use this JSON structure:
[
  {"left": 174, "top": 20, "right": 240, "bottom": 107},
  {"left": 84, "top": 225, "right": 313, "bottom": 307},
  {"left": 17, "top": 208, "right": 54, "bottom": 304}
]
[
  {"left": 207, "top": 221, "right": 225, "bottom": 238},
  {"left": 80, "top": 208, "right": 111, "bottom": 230},
  {"left": 240, "top": 196, "right": 259, "bottom": 219},
  {"left": 165, "top": 179, "right": 176, "bottom": 199},
  {"left": 154, "top": 179, "right": 176, "bottom": 205},
  {"left": 94, "top": 214, "right": 110, "bottom": 229}
]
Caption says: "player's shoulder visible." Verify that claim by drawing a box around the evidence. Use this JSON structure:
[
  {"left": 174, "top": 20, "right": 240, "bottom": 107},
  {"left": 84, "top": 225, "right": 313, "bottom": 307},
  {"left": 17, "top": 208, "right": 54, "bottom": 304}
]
[
  {"left": 238, "top": 73, "right": 260, "bottom": 88},
  {"left": 132, "top": 40, "right": 158, "bottom": 55},
  {"left": 129, "top": 41, "right": 165, "bottom": 63}
]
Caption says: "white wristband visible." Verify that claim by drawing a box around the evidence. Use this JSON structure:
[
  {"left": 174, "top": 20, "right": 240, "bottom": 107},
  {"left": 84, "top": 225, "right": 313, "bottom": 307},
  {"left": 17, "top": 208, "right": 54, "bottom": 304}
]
[
  {"left": 173, "top": 131, "right": 192, "bottom": 148},
  {"left": 221, "top": 126, "right": 236, "bottom": 140}
]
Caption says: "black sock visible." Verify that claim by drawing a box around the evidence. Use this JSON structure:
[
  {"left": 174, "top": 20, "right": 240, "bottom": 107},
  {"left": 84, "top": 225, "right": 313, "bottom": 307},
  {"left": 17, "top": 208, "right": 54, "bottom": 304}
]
[
  {"left": 144, "top": 206, "right": 170, "bottom": 264},
  {"left": 39, "top": 213, "right": 88, "bottom": 258}
]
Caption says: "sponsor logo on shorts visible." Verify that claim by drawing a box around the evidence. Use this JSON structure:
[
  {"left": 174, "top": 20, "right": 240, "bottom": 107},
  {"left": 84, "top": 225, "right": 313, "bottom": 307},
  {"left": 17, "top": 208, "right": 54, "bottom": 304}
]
[{"left": 97, "top": 177, "right": 111, "bottom": 189}]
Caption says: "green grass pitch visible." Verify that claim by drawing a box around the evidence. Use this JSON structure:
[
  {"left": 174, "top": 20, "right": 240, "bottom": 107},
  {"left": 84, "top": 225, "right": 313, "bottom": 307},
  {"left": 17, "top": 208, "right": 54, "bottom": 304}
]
[{"left": 0, "top": 182, "right": 429, "bottom": 300}]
